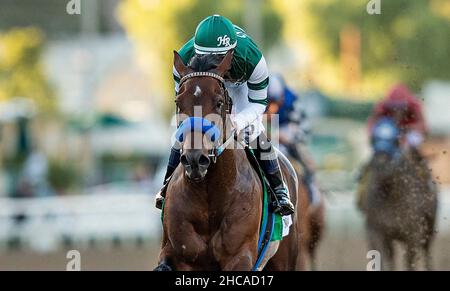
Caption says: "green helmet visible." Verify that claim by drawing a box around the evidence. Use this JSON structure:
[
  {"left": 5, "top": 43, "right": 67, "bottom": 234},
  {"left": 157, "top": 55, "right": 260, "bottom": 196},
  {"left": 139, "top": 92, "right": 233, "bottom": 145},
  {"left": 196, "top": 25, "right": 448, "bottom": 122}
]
[{"left": 194, "top": 14, "right": 237, "bottom": 54}]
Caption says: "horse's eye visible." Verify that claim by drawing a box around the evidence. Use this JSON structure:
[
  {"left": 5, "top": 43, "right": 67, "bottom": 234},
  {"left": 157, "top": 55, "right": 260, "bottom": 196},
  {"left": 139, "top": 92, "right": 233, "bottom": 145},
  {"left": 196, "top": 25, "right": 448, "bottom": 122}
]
[{"left": 216, "top": 101, "right": 224, "bottom": 110}]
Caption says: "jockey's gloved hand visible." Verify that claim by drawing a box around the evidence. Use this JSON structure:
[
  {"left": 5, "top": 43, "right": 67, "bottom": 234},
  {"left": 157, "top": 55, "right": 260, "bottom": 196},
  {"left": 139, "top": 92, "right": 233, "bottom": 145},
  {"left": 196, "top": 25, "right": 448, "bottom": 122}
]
[
  {"left": 406, "top": 130, "right": 424, "bottom": 148},
  {"left": 230, "top": 114, "right": 248, "bottom": 134},
  {"left": 229, "top": 116, "right": 245, "bottom": 144}
]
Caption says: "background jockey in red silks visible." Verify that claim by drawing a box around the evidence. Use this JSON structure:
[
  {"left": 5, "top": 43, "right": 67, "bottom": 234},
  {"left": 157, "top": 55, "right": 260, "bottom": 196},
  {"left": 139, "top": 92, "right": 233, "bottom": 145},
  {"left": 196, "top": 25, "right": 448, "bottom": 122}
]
[
  {"left": 357, "top": 83, "right": 432, "bottom": 211},
  {"left": 266, "top": 74, "right": 322, "bottom": 209},
  {"left": 368, "top": 84, "right": 427, "bottom": 155}
]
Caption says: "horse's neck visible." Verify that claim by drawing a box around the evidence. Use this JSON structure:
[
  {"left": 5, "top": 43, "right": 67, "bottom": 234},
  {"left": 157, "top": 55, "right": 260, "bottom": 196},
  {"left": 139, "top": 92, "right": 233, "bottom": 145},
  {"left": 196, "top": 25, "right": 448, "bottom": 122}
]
[
  {"left": 209, "top": 149, "right": 239, "bottom": 183},
  {"left": 372, "top": 155, "right": 409, "bottom": 199},
  {"left": 182, "top": 149, "right": 248, "bottom": 208},
  {"left": 201, "top": 149, "right": 244, "bottom": 208}
]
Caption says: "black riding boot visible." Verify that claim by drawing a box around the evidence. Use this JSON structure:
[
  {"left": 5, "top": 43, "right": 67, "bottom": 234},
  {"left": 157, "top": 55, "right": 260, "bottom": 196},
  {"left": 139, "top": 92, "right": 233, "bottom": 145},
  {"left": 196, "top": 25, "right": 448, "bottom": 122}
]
[
  {"left": 253, "top": 134, "right": 295, "bottom": 216},
  {"left": 155, "top": 147, "right": 181, "bottom": 209}
]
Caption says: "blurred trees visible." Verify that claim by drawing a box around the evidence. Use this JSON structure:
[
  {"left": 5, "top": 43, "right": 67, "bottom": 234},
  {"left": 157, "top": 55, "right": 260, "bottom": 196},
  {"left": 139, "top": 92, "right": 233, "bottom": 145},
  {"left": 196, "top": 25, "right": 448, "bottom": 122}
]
[
  {"left": 119, "top": 0, "right": 450, "bottom": 101},
  {"left": 118, "top": 0, "right": 193, "bottom": 113},
  {"left": 276, "top": 0, "right": 450, "bottom": 98},
  {"left": 0, "top": 27, "right": 55, "bottom": 111},
  {"left": 118, "top": 0, "right": 282, "bottom": 114}
]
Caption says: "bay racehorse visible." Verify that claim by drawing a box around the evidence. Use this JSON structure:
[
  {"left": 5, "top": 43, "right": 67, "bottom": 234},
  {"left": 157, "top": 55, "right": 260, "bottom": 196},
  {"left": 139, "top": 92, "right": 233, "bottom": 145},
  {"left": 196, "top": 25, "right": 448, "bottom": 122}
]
[
  {"left": 362, "top": 118, "right": 438, "bottom": 270},
  {"left": 154, "top": 51, "right": 301, "bottom": 271}
]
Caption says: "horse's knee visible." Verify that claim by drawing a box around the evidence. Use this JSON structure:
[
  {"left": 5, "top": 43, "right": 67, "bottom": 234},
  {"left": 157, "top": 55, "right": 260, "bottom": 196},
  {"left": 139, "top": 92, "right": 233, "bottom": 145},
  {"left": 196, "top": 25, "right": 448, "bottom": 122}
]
[{"left": 221, "top": 249, "right": 254, "bottom": 271}]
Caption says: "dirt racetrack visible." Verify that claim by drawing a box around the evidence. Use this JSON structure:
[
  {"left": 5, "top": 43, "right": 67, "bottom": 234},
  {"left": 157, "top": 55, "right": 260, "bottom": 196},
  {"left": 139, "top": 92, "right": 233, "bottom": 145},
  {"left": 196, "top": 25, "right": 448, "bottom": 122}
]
[{"left": 1, "top": 190, "right": 449, "bottom": 271}]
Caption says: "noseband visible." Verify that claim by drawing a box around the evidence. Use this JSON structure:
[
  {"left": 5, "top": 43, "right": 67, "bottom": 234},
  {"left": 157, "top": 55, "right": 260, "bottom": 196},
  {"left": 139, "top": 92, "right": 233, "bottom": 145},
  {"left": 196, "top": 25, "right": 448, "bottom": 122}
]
[{"left": 176, "top": 71, "right": 234, "bottom": 163}]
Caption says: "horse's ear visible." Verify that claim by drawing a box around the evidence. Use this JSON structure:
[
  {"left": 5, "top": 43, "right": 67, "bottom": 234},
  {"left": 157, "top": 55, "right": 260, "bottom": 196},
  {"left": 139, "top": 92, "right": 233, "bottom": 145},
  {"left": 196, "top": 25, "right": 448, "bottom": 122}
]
[
  {"left": 174, "top": 50, "right": 190, "bottom": 78},
  {"left": 214, "top": 50, "right": 233, "bottom": 77}
]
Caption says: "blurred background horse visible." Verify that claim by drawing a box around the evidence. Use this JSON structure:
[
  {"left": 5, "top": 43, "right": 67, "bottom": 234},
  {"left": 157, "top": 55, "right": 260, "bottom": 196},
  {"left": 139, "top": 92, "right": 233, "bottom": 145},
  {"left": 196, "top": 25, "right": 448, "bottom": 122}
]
[
  {"left": 289, "top": 157, "right": 325, "bottom": 270},
  {"left": 360, "top": 118, "right": 438, "bottom": 270}
]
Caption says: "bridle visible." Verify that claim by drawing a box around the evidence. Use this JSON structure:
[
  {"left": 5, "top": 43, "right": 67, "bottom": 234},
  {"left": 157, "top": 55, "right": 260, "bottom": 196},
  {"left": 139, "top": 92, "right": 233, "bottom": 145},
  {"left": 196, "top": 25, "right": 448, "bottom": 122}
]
[{"left": 176, "top": 71, "right": 235, "bottom": 163}]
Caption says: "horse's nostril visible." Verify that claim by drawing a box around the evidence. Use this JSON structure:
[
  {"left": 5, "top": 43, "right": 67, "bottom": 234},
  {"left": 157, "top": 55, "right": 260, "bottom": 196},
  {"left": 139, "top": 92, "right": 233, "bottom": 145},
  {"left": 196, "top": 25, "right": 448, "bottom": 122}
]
[{"left": 198, "top": 155, "right": 210, "bottom": 167}]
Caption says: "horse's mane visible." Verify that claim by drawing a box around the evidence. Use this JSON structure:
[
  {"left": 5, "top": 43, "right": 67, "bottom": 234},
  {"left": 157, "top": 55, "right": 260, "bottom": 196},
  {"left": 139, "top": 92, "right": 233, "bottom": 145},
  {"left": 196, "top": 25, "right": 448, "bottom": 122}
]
[{"left": 189, "top": 54, "right": 223, "bottom": 72}]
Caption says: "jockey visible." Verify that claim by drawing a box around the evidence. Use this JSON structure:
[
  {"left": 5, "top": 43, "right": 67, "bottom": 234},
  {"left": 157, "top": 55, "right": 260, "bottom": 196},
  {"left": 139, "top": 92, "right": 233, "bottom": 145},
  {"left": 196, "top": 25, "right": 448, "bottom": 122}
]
[
  {"left": 267, "top": 74, "right": 311, "bottom": 143},
  {"left": 267, "top": 74, "right": 321, "bottom": 208},
  {"left": 155, "top": 15, "right": 295, "bottom": 215},
  {"left": 367, "top": 84, "right": 427, "bottom": 154}
]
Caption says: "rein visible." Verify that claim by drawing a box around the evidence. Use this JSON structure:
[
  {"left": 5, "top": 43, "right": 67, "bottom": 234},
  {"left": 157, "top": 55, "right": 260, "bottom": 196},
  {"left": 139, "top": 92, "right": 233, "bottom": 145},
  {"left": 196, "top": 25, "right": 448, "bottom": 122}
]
[{"left": 176, "top": 71, "right": 234, "bottom": 163}]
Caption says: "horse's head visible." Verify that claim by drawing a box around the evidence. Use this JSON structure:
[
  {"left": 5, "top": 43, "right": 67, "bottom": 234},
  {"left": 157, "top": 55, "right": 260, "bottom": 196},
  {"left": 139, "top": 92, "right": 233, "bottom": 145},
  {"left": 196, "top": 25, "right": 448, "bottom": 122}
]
[{"left": 173, "top": 50, "right": 233, "bottom": 181}]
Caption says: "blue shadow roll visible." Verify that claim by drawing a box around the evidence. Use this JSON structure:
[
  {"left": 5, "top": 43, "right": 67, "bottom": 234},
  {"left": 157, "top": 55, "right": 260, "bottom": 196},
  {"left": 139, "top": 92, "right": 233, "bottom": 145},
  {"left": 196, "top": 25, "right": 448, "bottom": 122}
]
[{"left": 175, "top": 117, "right": 221, "bottom": 144}]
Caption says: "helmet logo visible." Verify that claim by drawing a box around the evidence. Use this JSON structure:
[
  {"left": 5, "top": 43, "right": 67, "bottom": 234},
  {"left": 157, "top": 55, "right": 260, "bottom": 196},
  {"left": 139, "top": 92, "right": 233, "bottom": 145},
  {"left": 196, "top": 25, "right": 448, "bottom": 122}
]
[{"left": 217, "top": 35, "right": 231, "bottom": 47}]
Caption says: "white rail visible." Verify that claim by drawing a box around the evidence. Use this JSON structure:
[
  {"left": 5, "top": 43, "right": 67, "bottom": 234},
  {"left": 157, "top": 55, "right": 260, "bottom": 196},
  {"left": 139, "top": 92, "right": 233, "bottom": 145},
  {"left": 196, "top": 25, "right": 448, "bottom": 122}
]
[{"left": 0, "top": 192, "right": 161, "bottom": 252}]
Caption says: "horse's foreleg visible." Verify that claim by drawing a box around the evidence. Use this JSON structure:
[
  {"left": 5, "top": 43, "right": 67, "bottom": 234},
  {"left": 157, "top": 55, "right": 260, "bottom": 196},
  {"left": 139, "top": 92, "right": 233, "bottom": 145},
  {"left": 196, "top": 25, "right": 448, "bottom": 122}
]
[
  {"left": 219, "top": 246, "right": 255, "bottom": 271},
  {"left": 405, "top": 244, "right": 420, "bottom": 271},
  {"left": 424, "top": 216, "right": 436, "bottom": 271},
  {"left": 424, "top": 244, "right": 433, "bottom": 271},
  {"left": 154, "top": 243, "right": 174, "bottom": 271},
  {"left": 154, "top": 262, "right": 172, "bottom": 271},
  {"left": 309, "top": 247, "right": 317, "bottom": 271},
  {"left": 154, "top": 257, "right": 195, "bottom": 271},
  {"left": 383, "top": 238, "right": 395, "bottom": 271}
]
